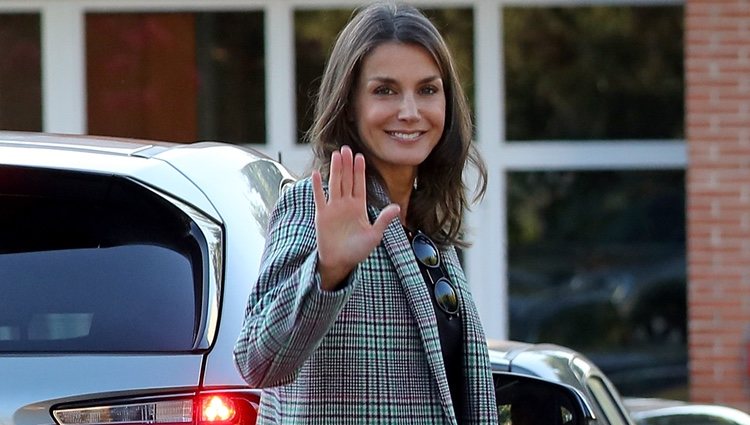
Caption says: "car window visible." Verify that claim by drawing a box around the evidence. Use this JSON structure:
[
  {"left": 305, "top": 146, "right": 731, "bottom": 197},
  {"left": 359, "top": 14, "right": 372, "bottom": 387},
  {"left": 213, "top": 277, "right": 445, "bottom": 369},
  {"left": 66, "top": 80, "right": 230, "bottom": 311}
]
[
  {"left": 0, "top": 166, "right": 206, "bottom": 353},
  {"left": 587, "top": 376, "right": 630, "bottom": 425},
  {"left": 494, "top": 373, "right": 580, "bottom": 425}
]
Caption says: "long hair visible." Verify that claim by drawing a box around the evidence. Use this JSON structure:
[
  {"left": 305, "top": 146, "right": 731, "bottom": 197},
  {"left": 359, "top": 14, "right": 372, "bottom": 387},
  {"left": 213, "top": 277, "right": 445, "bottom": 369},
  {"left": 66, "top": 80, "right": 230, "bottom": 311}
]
[{"left": 307, "top": 2, "right": 487, "bottom": 247}]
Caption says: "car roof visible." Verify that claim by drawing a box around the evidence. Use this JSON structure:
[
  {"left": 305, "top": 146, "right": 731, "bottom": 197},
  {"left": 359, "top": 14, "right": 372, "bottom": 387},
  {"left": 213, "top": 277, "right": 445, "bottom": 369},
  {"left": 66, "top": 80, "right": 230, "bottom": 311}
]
[
  {"left": 0, "top": 130, "right": 171, "bottom": 156},
  {"left": 0, "top": 131, "right": 290, "bottom": 226},
  {"left": 488, "top": 339, "right": 593, "bottom": 388}
]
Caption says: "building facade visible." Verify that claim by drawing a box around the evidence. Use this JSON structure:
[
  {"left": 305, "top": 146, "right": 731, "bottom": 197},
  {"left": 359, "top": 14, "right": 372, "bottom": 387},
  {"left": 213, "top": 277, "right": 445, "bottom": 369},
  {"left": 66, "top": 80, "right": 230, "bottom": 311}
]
[{"left": 686, "top": 0, "right": 750, "bottom": 410}]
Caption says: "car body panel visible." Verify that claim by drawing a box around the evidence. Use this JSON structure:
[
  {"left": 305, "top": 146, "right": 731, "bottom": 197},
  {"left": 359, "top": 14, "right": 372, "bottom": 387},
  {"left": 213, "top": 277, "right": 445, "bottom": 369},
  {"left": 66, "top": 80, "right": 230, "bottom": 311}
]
[
  {"left": 153, "top": 142, "right": 296, "bottom": 386},
  {"left": 0, "top": 356, "right": 202, "bottom": 425}
]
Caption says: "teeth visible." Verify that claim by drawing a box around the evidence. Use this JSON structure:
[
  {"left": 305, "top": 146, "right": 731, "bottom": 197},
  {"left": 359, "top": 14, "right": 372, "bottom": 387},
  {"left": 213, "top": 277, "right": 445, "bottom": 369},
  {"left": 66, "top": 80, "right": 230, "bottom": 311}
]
[{"left": 390, "top": 132, "right": 421, "bottom": 140}]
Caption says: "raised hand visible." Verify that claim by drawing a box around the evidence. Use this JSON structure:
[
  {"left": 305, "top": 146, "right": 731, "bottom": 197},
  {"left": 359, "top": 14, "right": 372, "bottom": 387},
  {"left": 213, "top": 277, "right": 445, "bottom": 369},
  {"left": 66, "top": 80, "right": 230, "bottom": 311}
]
[{"left": 312, "top": 145, "right": 401, "bottom": 291}]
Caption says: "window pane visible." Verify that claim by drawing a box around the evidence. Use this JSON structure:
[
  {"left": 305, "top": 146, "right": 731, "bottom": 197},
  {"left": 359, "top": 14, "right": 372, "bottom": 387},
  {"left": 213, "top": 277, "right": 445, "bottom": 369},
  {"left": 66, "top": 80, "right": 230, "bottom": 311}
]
[
  {"left": 86, "top": 12, "right": 265, "bottom": 144},
  {"left": 0, "top": 14, "right": 41, "bottom": 131},
  {"left": 504, "top": 6, "right": 684, "bottom": 141},
  {"left": 0, "top": 167, "right": 203, "bottom": 352},
  {"left": 294, "top": 9, "right": 353, "bottom": 142},
  {"left": 494, "top": 374, "right": 583, "bottom": 424},
  {"left": 294, "top": 7, "right": 474, "bottom": 142},
  {"left": 507, "top": 170, "right": 687, "bottom": 398},
  {"left": 422, "top": 8, "right": 475, "bottom": 118}
]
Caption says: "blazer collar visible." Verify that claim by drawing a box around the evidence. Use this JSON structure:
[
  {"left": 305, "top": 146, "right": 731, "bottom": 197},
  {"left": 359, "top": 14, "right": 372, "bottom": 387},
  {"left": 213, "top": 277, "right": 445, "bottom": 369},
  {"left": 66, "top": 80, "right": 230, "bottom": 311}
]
[{"left": 367, "top": 181, "right": 457, "bottom": 423}]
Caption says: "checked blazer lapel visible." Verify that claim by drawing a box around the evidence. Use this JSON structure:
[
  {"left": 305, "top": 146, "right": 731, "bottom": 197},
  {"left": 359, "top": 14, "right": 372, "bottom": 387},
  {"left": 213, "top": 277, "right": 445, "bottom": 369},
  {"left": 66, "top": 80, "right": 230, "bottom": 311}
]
[{"left": 369, "top": 203, "right": 457, "bottom": 424}]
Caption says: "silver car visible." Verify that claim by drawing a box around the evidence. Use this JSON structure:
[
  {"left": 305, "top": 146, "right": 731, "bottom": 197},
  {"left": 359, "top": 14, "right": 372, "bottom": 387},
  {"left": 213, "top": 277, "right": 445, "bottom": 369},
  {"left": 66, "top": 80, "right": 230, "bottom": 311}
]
[
  {"left": 0, "top": 132, "right": 294, "bottom": 425},
  {"left": 625, "top": 397, "right": 750, "bottom": 425}
]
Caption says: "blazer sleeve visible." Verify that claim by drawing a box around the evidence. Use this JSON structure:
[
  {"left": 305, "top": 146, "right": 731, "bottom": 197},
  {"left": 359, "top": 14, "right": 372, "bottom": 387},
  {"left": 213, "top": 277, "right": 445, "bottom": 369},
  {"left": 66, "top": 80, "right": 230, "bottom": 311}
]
[{"left": 233, "top": 178, "right": 356, "bottom": 388}]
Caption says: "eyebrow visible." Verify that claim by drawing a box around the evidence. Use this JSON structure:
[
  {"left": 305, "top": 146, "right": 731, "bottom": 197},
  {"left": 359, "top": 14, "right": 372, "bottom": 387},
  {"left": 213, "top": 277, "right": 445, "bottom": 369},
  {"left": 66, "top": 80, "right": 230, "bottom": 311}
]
[{"left": 367, "top": 75, "right": 442, "bottom": 85}]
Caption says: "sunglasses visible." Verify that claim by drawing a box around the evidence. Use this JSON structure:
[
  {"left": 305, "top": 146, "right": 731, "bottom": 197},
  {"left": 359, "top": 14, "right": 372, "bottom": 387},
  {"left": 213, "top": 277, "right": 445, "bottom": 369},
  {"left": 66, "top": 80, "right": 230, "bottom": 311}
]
[{"left": 409, "top": 230, "right": 460, "bottom": 317}]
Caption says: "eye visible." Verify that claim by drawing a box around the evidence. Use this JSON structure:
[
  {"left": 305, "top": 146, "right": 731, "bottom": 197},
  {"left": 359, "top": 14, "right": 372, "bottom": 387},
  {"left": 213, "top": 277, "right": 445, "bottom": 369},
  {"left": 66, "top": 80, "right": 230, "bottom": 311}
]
[
  {"left": 373, "top": 85, "right": 396, "bottom": 95},
  {"left": 419, "top": 85, "right": 440, "bottom": 95}
]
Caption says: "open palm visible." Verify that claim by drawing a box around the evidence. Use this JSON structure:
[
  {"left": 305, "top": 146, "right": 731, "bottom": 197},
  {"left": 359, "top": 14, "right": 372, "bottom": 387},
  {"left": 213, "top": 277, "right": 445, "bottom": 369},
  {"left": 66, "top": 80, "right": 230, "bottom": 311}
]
[{"left": 312, "top": 146, "right": 400, "bottom": 290}]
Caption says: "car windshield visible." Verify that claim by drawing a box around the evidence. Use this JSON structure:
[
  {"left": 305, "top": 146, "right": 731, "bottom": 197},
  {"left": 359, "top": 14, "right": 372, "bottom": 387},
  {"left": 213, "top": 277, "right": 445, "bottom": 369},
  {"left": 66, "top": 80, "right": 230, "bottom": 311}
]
[{"left": 0, "top": 166, "right": 205, "bottom": 353}]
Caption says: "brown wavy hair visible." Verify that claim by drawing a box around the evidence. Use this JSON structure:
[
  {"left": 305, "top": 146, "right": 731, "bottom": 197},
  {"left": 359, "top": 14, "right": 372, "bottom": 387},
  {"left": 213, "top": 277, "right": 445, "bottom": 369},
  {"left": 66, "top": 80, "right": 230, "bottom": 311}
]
[{"left": 307, "top": 2, "right": 487, "bottom": 248}]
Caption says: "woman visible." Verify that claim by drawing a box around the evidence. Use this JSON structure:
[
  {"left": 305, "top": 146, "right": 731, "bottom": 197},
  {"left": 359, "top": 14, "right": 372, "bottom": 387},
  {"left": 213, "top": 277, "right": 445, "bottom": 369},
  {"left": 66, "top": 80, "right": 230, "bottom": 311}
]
[{"left": 234, "top": 3, "right": 497, "bottom": 424}]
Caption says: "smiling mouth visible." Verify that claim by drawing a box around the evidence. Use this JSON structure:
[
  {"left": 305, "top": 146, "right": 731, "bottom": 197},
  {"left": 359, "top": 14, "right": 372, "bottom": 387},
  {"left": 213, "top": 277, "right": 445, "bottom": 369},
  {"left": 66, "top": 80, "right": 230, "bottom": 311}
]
[{"left": 387, "top": 131, "right": 424, "bottom": 141}]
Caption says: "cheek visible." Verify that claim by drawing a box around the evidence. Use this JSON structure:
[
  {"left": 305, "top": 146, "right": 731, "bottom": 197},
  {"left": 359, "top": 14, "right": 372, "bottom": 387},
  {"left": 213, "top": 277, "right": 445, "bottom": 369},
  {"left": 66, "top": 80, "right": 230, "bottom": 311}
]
[
  {"left": 357, "top": 105, "right": 389, "bottom": 133},
  {"left": 428, "top": 104, "right": 446, "bottom": 132},
  {"left": 355, "top": 112, "right": 379, "bottom": 147}
]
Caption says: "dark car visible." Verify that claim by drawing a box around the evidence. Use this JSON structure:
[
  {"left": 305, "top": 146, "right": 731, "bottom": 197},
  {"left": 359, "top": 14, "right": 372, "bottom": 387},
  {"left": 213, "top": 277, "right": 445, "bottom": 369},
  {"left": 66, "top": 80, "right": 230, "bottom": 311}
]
[
  {"left": 489, "top": 340, "right": 637, "bottom": 425},
  {"left": 489, "top": 340, "right": 750, "bottom": 425}
]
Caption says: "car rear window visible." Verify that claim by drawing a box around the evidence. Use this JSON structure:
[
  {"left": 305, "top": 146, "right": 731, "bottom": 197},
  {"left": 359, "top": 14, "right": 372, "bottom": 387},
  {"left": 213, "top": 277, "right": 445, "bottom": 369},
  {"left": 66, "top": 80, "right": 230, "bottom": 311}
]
[{"left": 0, "top": 165, "right": 206, "bottom": 353}]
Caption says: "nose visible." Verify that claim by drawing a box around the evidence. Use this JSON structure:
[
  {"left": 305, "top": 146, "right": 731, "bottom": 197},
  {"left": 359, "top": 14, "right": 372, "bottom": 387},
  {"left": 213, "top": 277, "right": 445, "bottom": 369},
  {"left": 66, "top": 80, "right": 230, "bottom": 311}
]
[{"left": 397, "top": 93, "right": 420, "bottom": 122}]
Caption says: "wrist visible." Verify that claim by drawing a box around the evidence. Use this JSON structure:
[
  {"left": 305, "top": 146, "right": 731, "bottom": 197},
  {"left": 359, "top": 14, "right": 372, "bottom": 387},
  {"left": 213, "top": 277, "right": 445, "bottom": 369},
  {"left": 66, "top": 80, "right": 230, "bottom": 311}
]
[{"left": 317, "top": 258, "right": 353, "bottom": 292}]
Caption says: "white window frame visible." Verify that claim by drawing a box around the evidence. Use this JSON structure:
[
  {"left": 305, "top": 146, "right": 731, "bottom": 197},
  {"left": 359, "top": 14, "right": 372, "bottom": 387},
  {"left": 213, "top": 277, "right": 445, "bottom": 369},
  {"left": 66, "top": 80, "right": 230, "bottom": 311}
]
[{"left": 0, "top": 0, "right": 686, "bottom": 339}]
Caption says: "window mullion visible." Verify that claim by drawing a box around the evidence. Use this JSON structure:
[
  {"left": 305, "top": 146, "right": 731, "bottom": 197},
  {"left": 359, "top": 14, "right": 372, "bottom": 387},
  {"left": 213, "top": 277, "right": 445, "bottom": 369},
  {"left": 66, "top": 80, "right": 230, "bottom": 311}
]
[
  {"left": 465, "top": 1, "right": 507, "bottom": 340},
  {"left": 42, "top": 3, "right": 85, "bottom": 134},
  {"left": 263, "top": 2, "right": 296, "bottom": 157}
]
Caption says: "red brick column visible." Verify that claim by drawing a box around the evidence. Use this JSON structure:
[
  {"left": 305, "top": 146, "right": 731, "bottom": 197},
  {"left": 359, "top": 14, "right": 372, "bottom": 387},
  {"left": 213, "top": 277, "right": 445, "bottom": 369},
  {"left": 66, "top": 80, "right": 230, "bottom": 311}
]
[{"left": 687, "top": 0, "right": 750, "bottom": 411}]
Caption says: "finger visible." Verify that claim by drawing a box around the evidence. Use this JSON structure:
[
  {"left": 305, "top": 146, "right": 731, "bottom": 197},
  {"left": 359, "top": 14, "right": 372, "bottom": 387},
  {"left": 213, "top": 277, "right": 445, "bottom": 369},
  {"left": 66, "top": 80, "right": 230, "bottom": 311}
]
[
  {"left": 353, "top": 153, "right": 366, "bottom": 199},
  {"left": 340, "top": 145, "right": 354, "bottom": 197},
  {"left": 372, "top": 204, "right": 401, "bottom": 237},
  {"left": 329, "top": 150, "right": 342, "bottom": 200},
  {"left": 311, "top": 170, "right": 326, "bottom": 212}
]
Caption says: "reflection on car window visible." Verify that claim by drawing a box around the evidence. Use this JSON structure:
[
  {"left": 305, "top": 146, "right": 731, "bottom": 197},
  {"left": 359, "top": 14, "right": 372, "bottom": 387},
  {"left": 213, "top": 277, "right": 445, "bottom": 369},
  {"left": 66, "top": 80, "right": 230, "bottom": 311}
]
[
  {"left": 494, "top": 374, "right": 578, "bottom": 425},
  {"left": 0, "top": 166, "right": 204, "bottom": 353},
  {"left": 588, "top": 376, "right": 629, "bottom": 425}
]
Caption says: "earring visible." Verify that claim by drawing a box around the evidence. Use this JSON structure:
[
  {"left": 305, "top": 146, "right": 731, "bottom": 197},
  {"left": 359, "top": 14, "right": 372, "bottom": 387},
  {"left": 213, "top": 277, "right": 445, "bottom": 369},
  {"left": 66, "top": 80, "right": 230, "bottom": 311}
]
[{"left": 413, "top": 176, "right": 418, "bottom": 190}]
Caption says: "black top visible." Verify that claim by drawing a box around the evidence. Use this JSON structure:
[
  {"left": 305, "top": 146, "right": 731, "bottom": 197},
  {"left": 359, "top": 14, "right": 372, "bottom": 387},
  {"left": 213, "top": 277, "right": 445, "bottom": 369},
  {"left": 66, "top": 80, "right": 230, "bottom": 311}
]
[{"left": 404, "top": 227, "right": 466, "bottom": 421}]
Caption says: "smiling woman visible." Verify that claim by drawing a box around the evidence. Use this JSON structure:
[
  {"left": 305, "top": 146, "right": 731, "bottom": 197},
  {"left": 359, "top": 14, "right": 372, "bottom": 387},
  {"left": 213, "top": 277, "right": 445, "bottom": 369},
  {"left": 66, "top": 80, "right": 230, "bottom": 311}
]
[
  {"left": 233, "top": 3, "right": 495, "bottom": 424},
  {"left": 294, "top": 7, "right": 474, "bottom": 143},
  {"left": 352, "top": 42, "right": 446, "bottom": 183}
]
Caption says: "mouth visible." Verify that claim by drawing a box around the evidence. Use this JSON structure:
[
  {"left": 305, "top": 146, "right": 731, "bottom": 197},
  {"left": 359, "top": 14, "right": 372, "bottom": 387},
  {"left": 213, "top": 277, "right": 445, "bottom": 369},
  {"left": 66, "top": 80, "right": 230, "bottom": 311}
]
[{"left": 387, "top": 131, "right": 425, "bottom": 141}]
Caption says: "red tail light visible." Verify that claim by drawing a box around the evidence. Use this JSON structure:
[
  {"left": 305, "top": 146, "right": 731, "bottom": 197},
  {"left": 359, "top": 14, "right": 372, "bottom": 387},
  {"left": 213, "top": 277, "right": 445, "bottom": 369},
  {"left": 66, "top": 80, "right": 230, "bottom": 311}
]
[
  {"left": 53, "top": 392, "right": 259, "bottom": 425},
  {"left": 200, "top": 396, "right": 236, "bottom": 423}
]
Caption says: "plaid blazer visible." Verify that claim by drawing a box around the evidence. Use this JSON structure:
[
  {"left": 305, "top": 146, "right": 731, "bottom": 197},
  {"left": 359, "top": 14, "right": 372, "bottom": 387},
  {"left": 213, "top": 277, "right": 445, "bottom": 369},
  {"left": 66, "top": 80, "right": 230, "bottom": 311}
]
[{"left": 234, "top": 178, "right": 498, "bottom": 424}]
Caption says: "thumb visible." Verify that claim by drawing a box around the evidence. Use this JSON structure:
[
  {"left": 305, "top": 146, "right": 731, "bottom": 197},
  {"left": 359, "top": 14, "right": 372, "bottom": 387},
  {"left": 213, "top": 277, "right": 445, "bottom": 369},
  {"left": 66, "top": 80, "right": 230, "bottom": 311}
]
[{"left": 372, "top": 204, "right": 401, "bottom": 236}]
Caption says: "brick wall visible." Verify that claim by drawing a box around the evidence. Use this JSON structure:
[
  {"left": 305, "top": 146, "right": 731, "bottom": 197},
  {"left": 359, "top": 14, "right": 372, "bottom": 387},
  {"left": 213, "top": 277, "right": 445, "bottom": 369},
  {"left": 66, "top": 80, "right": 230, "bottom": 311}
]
[{"left": 686, "top": 0, "right": 750, "bottom": 411}]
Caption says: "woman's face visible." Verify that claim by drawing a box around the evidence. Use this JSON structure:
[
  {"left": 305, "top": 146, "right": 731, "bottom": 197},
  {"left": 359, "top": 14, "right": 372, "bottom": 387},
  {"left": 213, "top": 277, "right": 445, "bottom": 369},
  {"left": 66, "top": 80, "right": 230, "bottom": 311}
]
[{"left": 353, "top": 41, "right": 446, "bottom": 180}]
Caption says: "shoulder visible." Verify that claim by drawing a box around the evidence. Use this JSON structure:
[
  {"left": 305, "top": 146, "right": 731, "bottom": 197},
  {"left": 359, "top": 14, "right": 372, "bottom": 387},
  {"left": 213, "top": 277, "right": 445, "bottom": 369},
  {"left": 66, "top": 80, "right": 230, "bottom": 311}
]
[
  {"left": 280, "top": 176, "right": 314, "bottom": 200},
  {"left": 273, "top": 177, "right": 316, "bottom": 212},
  {"left": 266, "top": 177, "right": 317, "bottom": 233}
]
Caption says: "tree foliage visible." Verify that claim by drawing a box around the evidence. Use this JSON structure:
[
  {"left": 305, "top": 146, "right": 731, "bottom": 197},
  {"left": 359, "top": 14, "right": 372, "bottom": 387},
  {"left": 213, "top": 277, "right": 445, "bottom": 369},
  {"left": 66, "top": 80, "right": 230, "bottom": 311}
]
[{"left": 504, "top": 6, "right": 684, "bottom": 140}]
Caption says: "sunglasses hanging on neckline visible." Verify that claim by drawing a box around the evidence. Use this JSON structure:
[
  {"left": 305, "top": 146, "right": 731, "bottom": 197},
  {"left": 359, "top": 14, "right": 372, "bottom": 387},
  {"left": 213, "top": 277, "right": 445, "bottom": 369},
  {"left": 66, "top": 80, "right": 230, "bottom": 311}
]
[{"left": 405, "top": 228, "right": 460, "bottom": 317}]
